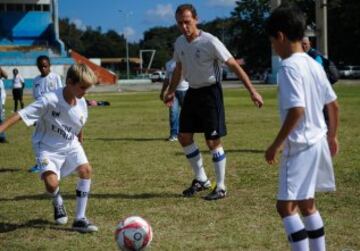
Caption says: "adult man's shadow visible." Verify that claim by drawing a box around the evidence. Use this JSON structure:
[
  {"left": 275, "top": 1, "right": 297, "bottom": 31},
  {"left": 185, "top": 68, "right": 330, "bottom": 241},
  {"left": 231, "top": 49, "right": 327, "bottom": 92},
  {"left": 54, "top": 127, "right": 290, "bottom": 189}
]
[
  {"left": 0, "top": 192, "right": 182, "bottom": 202},
  {"left": 0, "top": 219, "right": 75, "bottom": 233}
]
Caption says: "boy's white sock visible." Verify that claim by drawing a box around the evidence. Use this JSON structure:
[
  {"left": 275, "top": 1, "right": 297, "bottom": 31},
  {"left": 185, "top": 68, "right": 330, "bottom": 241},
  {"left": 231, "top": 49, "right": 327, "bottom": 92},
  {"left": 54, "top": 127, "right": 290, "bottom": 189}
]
[
  {"left": 75, "top": 178, "right": 91, "bottom": 220},
  {"left": 211, "top": 147, "right": 226, "bottom": 191},
  {"left": 283, "top": 214, "right": 309, "bottom": 251},
  {"left": 303, "top": 211, "right": 326, "bottom": 251},
  {"left": 50, "top": 187, "right": 63, "bottom": 205},
  {"left": 183, "top": 143, "right": 208, "bottom": 182}
]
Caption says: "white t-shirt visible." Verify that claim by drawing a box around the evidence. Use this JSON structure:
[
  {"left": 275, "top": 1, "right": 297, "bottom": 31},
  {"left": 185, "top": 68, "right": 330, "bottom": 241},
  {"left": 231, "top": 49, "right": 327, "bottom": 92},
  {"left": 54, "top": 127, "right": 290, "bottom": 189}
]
[
  {"left": 33, "top": 72, "right": 63, "bottom": 100},
  {"left": 18, "top": 88, "right": 88, "bottom": 151},
  {"left": 0, "top": 79, "right": 6, "bottom": 106},
  {"left": 12, "top": 74, "right": 24, "bottom": 89},
  {"left": 173, "top": 30, "right": 232, "bottom": 88},
  {"left": 278, "top": 52, "right": 337, "bottom": 149},
  {"left": 165, "top": 59, "right": 189, "bottom": 91}
]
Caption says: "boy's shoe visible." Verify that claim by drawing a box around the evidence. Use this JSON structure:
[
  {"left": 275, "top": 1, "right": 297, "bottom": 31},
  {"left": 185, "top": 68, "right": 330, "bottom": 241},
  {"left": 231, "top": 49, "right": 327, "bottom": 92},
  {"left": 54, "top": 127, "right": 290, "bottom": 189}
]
[
  {"left": 0, "top": 138, "right": 8, "bottom": 143},
  {"left": 28, "top": 164, "right": 41, "bottom": 173},
  {"left": 167, "top": 135, "right": 178, "bottom": 142},
  {"left": 53, "top": 202, "right": 68, "bottom": 225},
  {"left": 182, "top": 179, "right": 211, "bottom": 197},
  {"left": 204, "top": 186, "right": 227, "bottom": 201},
  {"left": 72, "top": 218, "right": 98, "bottom": 233}
]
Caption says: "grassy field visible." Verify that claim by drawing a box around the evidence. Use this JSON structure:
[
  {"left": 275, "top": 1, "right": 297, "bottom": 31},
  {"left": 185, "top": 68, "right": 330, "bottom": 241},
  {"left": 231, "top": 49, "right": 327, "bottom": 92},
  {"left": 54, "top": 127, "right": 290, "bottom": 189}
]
[{"left": 0, "top": 82, "right": 359, "bottom": 250}]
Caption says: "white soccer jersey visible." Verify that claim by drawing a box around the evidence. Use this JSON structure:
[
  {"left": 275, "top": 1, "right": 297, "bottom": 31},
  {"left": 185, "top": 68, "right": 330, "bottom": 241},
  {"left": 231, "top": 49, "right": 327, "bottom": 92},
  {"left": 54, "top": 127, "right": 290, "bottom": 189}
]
[
  {"left": 0, "top": 79, "right": 6, "bottom": 106},
  {"left": 18, "top": 88, "right": 88, "bottom": 151},
  {"left": 33, "top": 72, "right": 63, "bottom": 100},
  {"left": 278, "top": 52, "right": 337, "bottom": 151},
  {"left": 165, "top": 59, "right": 189, "bottom": 91},
  {"left": 12, "top": 74, "right": 24, "bottom": 89},
  {"left": 174, "top": 31, "right": 232, "bottom": 88}
]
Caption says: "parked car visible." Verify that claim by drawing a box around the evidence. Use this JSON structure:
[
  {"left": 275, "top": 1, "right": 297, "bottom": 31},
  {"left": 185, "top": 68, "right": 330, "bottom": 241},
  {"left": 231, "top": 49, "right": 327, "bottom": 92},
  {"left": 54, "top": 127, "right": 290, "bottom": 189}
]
[
  {"left": 339, "top": 65, "right": 360, "bottom": 79},
  {"left": 150, "top": 71, "right": 166, "bottom": 83},
  {"left": 222, "top": 65, "right": 237, "bottom": 80}
]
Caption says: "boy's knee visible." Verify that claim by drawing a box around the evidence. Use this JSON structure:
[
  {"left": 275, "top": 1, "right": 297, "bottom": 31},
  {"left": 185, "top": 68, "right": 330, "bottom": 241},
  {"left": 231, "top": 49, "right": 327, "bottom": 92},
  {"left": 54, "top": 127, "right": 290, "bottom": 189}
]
[{"left": 77, "top": 164, "right": 92, "bottom": 179}]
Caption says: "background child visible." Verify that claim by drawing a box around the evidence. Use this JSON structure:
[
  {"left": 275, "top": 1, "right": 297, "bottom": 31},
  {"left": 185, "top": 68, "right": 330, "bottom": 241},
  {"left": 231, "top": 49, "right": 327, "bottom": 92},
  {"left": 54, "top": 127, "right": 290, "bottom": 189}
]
[
  {"left": 29, "top": 55, "right": 64, "bottom": 173},
  {"left": 265, "top": 4, "right": 339, "bottom": 251},
  {"left": 0, "top": 63, "right": 99, "bottom": 233},
  {"left": 0, "top": 67, "right": 8, "bottom": 143},
  {"left": 11, "top": 68, "right": 24, "bottom": 112}
]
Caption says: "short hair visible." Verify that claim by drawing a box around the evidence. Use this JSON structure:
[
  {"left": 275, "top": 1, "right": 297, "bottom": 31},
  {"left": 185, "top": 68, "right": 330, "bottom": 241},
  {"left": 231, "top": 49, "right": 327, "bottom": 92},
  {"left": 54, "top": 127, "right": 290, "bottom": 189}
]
[
  {"left": 66, "top": 63, "right": 98, "bottom": 88},
  {"left": 266, "top": 4, "right": 306, "bottom": 42},
  {"left": 36, "top": 55, "right": 50, "bottom": 65},
  {"left": 175, "top": 4, "right": 197, "bottom": 18}
]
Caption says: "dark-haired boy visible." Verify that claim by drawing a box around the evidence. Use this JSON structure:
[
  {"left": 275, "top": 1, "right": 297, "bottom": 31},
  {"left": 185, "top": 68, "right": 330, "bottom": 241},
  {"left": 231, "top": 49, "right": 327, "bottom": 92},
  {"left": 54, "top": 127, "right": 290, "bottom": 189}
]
[{"left": 265, "top": 4, "right": 339, "bottom": 251}]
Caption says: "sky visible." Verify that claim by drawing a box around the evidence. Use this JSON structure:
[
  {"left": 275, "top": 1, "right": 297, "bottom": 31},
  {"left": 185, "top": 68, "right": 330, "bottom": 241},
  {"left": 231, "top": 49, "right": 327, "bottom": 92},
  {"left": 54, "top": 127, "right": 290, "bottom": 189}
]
[{"left": 58, "top": 0, "right": 238, "bottom": 42}]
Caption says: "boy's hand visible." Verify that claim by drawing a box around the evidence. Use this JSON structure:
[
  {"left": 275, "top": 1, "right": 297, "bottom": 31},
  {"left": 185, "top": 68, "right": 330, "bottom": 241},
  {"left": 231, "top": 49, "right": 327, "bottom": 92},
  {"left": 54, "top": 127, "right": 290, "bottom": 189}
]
[
  {"left": 250, "top": 91, "right": 264, "bottom": 108},
  {"left": 265, "top": 144, "right": 279, "bottom": 165},
  {"left": 327, "top": 136, "right": 339, "bottom": 157}
]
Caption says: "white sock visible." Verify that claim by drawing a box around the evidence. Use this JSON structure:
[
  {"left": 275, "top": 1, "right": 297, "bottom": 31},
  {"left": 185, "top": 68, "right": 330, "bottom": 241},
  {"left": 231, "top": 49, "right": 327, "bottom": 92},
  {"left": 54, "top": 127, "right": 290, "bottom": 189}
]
[
  {"left": 75, "top": 179, "right": 91, "bottom": 220},
  {"left": 283, "top": 214, "right": 309, "bottom": 251},
  {"left": 183, "top": 143, "right": 208, "bottom": 182},
  {"left": 211, "top": 147, "right": 226, "bottom": 191},
  {"left": 303, "top": 211, "right": 326, "bottom": 251},
  {"left": 50, "top": 187, "right": 63, "bottom": 205}
]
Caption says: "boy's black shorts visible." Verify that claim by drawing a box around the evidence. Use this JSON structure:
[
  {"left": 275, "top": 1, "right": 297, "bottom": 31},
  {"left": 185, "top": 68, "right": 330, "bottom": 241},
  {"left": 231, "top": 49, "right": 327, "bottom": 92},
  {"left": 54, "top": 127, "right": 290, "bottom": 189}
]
[
  {"left": 179, "top": 83, "right": 226, "bottom": 140},
  {"left": 12, "top": 88, "right": 23, "bottom": 100}
]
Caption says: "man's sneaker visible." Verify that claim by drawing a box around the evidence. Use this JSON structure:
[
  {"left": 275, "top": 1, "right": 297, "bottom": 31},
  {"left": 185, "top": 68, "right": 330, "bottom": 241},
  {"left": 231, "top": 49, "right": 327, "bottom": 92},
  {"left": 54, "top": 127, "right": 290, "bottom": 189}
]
[
  {"left": 182, "top": 179, "right": 211, "bottom": 197},
  {"left": 204, "top": 186, "right": 227, "bottom": 201},
  {"left": 53, "top": 203, "right": 68, "bottom": 225},
  {"left": 72, "top": 218, "right": 98, "bottom": 233},
  {"left": 167, "top": 135, "right": 178, "bottom": 142},
  {"left": 28, "top": 164, "right": 41, "bottom": 173}
]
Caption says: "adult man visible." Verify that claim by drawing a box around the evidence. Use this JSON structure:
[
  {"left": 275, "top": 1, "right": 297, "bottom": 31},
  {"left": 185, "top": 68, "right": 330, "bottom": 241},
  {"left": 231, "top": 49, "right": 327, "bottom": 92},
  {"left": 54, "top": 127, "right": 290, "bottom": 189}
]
[
  {"left": 302, "top": 37, "right": 323, "bottom": 65},
  {"left": 160, "top": 58, "right": 189, "bottom": 141},
  {"left": 164, "top": 4, "right": 264, "bottom": 200}
]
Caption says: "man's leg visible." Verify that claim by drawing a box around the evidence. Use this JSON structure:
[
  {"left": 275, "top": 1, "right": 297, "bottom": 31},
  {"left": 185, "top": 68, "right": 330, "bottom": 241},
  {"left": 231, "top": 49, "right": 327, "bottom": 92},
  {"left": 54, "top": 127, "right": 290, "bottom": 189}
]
[
  {"left": 168, "top": 95, "right": 180, "bottom": 141},
  {"left": 179, "top": 133, "right": 211, "bottom": 197}
]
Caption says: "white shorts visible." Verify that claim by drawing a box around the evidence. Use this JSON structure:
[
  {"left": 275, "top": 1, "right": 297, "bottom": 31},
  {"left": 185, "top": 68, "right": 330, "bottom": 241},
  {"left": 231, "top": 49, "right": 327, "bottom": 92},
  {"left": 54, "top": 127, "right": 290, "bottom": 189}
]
[
  {"left": 277, "top": 137, "right": 336, "bottom": 201},
  {"left": 35, "top": 144, "right": 88, "bottom": 181}
]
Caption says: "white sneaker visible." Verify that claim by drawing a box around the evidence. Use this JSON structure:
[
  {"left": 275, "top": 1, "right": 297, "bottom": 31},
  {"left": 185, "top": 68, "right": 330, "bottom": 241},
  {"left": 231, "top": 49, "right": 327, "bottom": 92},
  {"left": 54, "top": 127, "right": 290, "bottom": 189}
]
[
  {"left": 72, "top": 218, "right": 98, "bottom": 233},
  {"left": 53, "top": 203, "right": 68, "bottom": 225},
  {"left": 167, "top": 136, "right": 178, "bottom": 142}
]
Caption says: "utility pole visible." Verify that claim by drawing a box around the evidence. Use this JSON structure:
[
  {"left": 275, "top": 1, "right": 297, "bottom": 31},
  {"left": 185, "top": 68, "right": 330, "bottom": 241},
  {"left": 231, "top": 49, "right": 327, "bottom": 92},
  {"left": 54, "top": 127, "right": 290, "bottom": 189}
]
[
  {"left": 316, "top": 0, "right": 328, "bottom": 57},
  {"left": 119, "top": 10, "right": 132, "bottom": 79}
]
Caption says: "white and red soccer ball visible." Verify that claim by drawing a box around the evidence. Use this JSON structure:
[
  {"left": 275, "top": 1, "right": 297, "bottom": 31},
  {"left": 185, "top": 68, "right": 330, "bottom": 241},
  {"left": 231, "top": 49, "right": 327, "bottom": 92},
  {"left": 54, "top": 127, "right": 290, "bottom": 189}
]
[{"left": 115, "top": 216, "right": 153, "bottom": 251}]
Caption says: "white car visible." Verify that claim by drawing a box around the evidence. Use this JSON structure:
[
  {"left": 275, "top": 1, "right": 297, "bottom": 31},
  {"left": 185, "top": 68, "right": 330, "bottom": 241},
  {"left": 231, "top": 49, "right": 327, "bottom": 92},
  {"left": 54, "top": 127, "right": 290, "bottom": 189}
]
[
  {"left": 339, "top": 65, "right": 360, "bottom": 79},
  {"left": 150, "top": 71, "right": 166, "bottom": 83}
]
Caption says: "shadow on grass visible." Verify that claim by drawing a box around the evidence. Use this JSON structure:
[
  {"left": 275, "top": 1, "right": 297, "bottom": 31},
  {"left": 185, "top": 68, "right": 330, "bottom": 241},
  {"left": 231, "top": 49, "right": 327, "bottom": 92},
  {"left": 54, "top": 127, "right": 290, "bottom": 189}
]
[
  {"left": 0, "top": 167, "right": 22, "bottom": 173},
  {"left": 0, "top": 219, "right": 75, "bottom": 233},
  {"left": 87, "top": 137, "right": 165, "bottom": 142},
  {"left": 0, "top": 192, "right": 181, "bottom": 202},
  {"left": 174, "top": 148, "right": 264, "bottom": 156}
]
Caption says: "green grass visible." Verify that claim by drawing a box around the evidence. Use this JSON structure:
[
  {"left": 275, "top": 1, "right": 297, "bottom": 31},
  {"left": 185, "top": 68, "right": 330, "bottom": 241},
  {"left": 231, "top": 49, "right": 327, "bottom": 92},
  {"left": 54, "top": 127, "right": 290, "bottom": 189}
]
[{"left": 0, "top": 82, "right": 359, "bottom": 250}]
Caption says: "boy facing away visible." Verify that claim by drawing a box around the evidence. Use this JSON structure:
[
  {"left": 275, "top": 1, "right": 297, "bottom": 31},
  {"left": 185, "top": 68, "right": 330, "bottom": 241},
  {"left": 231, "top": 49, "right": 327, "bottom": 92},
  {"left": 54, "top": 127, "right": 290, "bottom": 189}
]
[
  {"left": 265, "top": 4, "right": 339, "bottom": 251},
  {"left": 0, "top": 63, "right": 99, "bottom": 233}
]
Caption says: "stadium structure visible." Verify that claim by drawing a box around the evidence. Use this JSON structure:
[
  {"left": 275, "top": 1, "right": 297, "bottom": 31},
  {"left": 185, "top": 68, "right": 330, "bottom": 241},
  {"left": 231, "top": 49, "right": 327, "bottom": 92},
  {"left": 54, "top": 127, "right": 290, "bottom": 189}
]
[{"left": 0, "top": 0, "right": 116, "bottom": 88}]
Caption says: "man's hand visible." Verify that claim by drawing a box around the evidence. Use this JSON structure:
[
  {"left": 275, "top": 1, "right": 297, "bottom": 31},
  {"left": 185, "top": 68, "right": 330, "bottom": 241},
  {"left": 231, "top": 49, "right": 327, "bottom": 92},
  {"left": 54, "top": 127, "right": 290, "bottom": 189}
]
[
  {"left": 250, "top": 91, "right": 264, "bottom": 108},
  {"left": 163, "top": 92, "right": 175, "bottom": 107}
]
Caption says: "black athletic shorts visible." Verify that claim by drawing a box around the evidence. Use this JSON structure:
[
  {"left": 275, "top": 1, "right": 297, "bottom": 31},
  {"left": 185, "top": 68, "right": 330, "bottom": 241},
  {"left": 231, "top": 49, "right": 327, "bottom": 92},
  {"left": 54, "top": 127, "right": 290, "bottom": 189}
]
[
  {"left": 179, "top": 82, "right": 226, "bottom": 140},
  {"left": 12, "top": 88, "right": 23, "bottom": 101}
]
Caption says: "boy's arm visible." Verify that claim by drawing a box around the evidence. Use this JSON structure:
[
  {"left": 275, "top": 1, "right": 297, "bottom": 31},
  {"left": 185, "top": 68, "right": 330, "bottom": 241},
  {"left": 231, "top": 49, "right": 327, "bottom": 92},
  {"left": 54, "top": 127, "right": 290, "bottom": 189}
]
[
  {"left": 265, "top": 107, "right": 305, "bottom": 164},
  {"left": 78, "top": 129, "right": 84, "bottom": 144},
  {"left": 326, "top": 100, "right": 339, "bottom": 156},
  {"left": 0, "top": 113, "right": 22, "bottom": 133},
  {"left": 164, "top": 62, "right": 182, "bottom": 107},
  {"left": 226, "top": 57, "right": 264, "bottom": 108}
]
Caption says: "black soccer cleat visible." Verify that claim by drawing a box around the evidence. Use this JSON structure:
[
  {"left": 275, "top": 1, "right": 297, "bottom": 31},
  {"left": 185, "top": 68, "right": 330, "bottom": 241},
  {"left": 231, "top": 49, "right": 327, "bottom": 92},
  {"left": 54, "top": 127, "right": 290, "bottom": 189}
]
[
  {"left": 182, "top": 179, "right": 211, "bottom": 197},
  {"left": 72, "top": 218, "right": 98, "bottom": 233},
  {"left": 53, "top": 202, "right": 68, "bottom": 225},
  {"left": 204, "top": 186, "right": 227, "bottom": 201}
]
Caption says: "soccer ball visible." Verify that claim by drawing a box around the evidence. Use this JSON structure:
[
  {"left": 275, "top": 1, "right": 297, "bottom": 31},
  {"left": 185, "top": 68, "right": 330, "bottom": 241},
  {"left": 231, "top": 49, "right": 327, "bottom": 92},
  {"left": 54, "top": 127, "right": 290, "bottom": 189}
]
[{"left": 115, "top": 216, "right": 153, "bottom": 251}]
